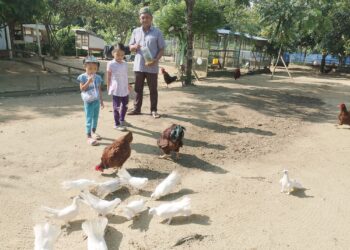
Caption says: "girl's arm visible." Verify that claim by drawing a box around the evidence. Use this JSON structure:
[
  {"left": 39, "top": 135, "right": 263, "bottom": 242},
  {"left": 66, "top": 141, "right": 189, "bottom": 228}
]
[
  {"left": 106, "top": 70, "right": 112, "bottom": 92},
  {"left": 80, "top": 78, "right": 92, "bottom": 91},
  {"left": 99, "top": 85, "right": 104, "bottom": 109}
]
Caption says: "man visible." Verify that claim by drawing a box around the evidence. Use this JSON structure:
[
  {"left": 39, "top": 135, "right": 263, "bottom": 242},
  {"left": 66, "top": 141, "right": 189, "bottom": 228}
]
[{"left": 128, "top": 7, "right": 165, "bottom": 118}]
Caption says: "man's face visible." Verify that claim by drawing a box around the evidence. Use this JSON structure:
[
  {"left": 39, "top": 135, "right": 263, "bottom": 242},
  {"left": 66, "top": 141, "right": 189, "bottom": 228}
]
[{"left": 140, "top": 13, "right": 152, "bottom": 28}]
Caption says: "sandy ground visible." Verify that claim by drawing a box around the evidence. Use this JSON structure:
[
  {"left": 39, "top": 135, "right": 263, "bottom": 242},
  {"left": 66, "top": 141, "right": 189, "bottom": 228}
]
[{"left": 1, "top": 66, "right": 350, "bottom": 249}]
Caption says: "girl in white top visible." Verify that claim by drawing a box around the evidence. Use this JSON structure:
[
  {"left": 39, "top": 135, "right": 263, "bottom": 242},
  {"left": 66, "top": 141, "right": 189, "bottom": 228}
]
[{"left": 107, "top": 44, "right": 131, "bottom": 131}]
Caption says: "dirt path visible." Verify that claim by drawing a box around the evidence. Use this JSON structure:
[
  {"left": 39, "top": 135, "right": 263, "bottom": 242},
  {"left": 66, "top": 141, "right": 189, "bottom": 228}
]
[{"left": 0, "top": 68, "right": 350, "bottom": 249}]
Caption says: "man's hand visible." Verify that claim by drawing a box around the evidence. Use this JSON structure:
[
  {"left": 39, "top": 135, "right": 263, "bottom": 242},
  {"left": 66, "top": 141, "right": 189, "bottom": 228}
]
[
  {"left": 130, "top": 44, "right": 141, "bottom": 52},
  {"left": 145, "top": 59, "right": 158, "bottom": 67}
]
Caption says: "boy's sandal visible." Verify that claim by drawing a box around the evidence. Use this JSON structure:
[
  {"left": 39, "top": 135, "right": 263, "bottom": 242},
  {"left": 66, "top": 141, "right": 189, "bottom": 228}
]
[
  {"left": 92, "top": 133, "right": 102, "bottom": 140},
  {"left": 88, "top": 138, "right": 99, "bottom": 146},
  {"left": 151, "top": 111, "right": 161, "bottom": 119}
]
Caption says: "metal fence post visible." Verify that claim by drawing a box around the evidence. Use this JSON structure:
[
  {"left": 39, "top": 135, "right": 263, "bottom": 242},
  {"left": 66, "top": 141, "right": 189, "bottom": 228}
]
[
  {"left": 68, "top": 67, "right": 71, "bottom": 82},
  {"left": 41, "top": 56, "right": 46, "bottom": 71}
]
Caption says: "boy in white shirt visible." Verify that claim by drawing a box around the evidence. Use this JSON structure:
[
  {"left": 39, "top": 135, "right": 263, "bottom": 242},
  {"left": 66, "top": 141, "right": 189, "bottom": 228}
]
[{"left": 107, "top": 44, "right": 130, "bottom": 131}]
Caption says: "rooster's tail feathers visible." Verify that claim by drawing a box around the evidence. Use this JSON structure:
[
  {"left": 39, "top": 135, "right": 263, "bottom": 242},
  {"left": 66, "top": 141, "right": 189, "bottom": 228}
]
[
  {"left": 82, "top": 217, "right": 108, "bottom": 238},
  {"left": 34, "top": 223, "right": 61, "bottom": 249}
]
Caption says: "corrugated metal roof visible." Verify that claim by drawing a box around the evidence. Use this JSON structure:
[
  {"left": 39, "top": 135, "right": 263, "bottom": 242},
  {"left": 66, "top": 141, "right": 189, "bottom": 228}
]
[
  {"left": 217, "top": 28, "right": 268, "bottom": 41},
  {"left": 73, "top": 28, "right": 98, "bottom": 37},
  {"left": 22, "top": 24, "right": 46, "bottom": 31}
]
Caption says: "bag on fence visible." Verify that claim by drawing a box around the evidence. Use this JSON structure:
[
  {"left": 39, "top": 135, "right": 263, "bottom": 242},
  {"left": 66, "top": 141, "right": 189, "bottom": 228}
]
[{"left": 81, "top": 78, "right": 99, "bottom": 103}]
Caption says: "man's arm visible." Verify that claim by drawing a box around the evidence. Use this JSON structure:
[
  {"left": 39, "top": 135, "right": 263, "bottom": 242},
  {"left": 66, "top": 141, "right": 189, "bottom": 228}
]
[
  {"left": 129, "top": 30, "right": 141, "bottom": 52},
  {"left": 146, "top": 30, "right": 165, "bottom": 66},
  {"left": 154, "top": 48, "right": 164, "bottom": 62},
  {"left": 155, "top": 30, "right": 165, "bottom": 62}
]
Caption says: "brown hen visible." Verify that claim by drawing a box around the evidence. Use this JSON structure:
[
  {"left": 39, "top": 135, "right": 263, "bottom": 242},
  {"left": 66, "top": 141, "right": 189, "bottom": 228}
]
[
  {"left": 338, "top": 103, "right": 350, "bottom": 125},
  {"left": 95, "top": 132, "right": 133, "bottom": 172},
  {"left": 157, "top": 124, "right": 185, "bottom": 159}
]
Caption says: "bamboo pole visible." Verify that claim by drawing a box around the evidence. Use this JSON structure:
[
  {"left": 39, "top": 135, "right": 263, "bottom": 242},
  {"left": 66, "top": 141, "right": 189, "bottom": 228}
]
[
  {"left": 271, "top": 46, "right": 282, "bottom": 79},
  {"left": 280, "top": 55, "right": 293, "bottom": 79}
]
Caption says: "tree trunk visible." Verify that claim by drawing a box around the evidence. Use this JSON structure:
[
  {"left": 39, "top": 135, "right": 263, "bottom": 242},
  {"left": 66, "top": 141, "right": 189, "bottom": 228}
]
[
  {"left": 338, "top": 55, "right": 343, "bottom": 68},
  {"left": 320, "top": 52, "right": 327, "bottom": 73},
  {"left": 44, "top": 24, "right": 52, "bottom": 56},
  {"left": 7, "top": 21, "right": 16, "bottom": 52},
  {"left": 185, "top": 0, "right": 195, "bottom": 86}
]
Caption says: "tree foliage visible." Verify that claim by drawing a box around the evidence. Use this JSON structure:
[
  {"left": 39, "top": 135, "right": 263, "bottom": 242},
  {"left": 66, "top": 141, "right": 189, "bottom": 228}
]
[
  {"left": 155, "top": 0, "right": 223, "bottom": 66},
  {"left": 96, "top": 0, "right": 139, "bottom": 44},
  {"left": 1, "top": 0, "right": 349, "bottom": 61},
  {"left": 0, "top": 0, "right": 44, "bottom": 24}
]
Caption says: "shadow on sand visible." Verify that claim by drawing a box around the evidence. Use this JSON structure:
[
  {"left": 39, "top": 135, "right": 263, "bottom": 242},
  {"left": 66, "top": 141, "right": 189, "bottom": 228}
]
[
  {"left": 105, "top": 226, "right": 123, "bottom": 250},
  {"left": 290, "top": 189, "right": 314, "bottom": 198}
]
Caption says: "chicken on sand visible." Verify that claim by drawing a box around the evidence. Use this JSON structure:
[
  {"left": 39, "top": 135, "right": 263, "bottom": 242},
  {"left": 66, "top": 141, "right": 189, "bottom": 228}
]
[
  {"left": 122, "top": 199, "right": 148, "bottom": 220},
  {"left": 33, "top": 223, "right": 61, "bottom": 250},
  {"left": 160, "top": 67, "right": 177, "bottom": 87},
  {"left": 337, "top": 103, "right": 350, "bottom": 126},
  {"left": 41, "top": 196, "right": 83, "bottom": 228},
  {"left": 149, "top": 196, "right": 191, "bottom": 224},
  {"left": 80, "top": 191, "right": 121, "bottom": 216},
  {"left": 95, "top": 131, "right": 133, "bottom": 172},
  {"left": 82, "top": 217, "right": 108, "bottom": 250},
  {"left": 279, "top": 169, "right": 304, "bottom": 194},
  {"left": 151, "top": 171, "right": 181, "bottom": 200},
  {"left": 89, "top": 178, "right": 124, "bottom": 198},
  {"left": 61, "top": 179, "right": 96, "bottom": 192},
  {"left": 157, "top": 124, "right": 185, "bottom": 160},
  {"left": 117, "top": 168, "right": 148, "bottom": 190}
]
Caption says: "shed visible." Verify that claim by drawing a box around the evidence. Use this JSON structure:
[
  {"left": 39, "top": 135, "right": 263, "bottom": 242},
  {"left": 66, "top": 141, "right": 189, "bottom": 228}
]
[
  {"left": 73, "top": 29, "right": 106, "bottom": 55},
  {"left": 212, "top": 28, "right": 270, "bottom": 69}
]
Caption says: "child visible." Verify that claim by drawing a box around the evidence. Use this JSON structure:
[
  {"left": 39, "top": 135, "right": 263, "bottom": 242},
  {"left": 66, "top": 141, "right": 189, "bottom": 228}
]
[
  {"left": 107, "top": 43, "right": 130, "bottom": 131},
  {"left": 77, "top": 56, "right": 104, "bottom": 146}
]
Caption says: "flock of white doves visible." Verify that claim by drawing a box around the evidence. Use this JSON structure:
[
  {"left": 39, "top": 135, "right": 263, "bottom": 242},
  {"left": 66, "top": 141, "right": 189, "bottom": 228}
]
[
  {"left": 34, "top": 168, "right": 303, "bottom": 249},
  {"left": 34, "top": 169, "right": 191, "bottom": 250}
]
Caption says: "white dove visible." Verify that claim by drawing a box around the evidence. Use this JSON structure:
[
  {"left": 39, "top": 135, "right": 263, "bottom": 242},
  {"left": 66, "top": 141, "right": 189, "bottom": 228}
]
[
  {"left": 41, "top": 196, "right": 82, "bottom": 227},
  {"left": 82, "top": 217, "right": 108, "bottom": 250},
  {"left": 61, "top": 179, "right": 96, "bottom": 191},
  {"left": 122, "top": 199, "right": 147, "bottom": 220},
  {"left": 149, "top": 196, "right": 191, "bottom": 224},
  {"left": 80, "top": 191, "right": 121, "bottom": 216},
  {"left": 117, "top": 168, "right": 148, "bottom": 190},
  {"left": 151, "top": 171, "right": 181, "bottom": 199},
  {"left": 33, "top": 223, "right": 61, "bottom": 250},
  {"left": 91, "top": 178, "right": 124, "bottom": 198},
  {"left": 280, "top": 169, "right": 304, "bottom": 194}
]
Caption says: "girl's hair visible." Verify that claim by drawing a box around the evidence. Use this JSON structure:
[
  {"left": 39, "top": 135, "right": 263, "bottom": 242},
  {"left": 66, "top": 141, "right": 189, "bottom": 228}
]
[{"left": 112, "top": 43, "right": 126, "bottom": 54}]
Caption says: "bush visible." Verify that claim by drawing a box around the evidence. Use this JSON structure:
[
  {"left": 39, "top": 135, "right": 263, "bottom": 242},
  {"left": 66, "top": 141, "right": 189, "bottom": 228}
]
[{"left": 56, "top": 27, "right": 76, "bottom": 56}]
